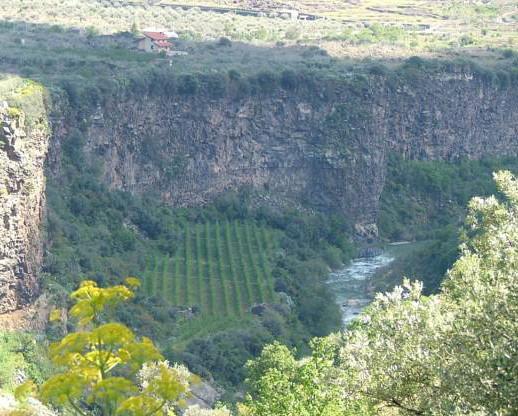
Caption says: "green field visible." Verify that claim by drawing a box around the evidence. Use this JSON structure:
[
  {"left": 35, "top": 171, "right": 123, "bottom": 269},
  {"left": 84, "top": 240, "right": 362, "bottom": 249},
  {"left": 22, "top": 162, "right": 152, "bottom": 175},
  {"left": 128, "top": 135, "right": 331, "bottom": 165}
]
[{"left": 142, "top": 221, "right": 278, "bottom": 316}]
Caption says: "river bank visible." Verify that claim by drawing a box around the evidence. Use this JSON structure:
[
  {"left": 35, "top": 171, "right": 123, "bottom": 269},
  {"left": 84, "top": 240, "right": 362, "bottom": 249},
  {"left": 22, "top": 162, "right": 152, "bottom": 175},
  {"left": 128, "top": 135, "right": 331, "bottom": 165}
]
[{"left": 327, "top": 243, "right": 419, "bottom": 325}]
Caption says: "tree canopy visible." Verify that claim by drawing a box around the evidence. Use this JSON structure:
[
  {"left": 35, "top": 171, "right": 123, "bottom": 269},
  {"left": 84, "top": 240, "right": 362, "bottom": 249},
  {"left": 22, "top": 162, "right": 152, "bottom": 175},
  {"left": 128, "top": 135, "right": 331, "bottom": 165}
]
[{"left": 243, "top": 171, "right": 518, "bottom": 415}]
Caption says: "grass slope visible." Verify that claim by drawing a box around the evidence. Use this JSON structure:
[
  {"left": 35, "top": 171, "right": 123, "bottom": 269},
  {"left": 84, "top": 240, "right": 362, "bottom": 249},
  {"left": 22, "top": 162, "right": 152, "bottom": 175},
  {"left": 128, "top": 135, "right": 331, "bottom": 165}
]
[{"left": 142, "top": 221, "right": 277, "bottom": 316}]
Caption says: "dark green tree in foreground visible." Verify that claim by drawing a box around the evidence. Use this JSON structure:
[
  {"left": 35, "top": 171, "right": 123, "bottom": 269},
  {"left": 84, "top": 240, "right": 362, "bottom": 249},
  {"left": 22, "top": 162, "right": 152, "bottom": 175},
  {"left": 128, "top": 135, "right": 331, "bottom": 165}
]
[{"left": 243, "top": 171, "right": 518, "bottom": 415}]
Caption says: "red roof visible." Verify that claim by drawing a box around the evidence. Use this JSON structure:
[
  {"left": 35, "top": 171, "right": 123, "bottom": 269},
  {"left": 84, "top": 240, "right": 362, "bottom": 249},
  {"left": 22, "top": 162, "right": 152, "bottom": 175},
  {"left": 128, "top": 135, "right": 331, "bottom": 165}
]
[
  {"left": 143, "top": 31, "right": 169, "bottom": 41},
  {"left": 153, "top": 40, "right": 172, "bottom": 48}
]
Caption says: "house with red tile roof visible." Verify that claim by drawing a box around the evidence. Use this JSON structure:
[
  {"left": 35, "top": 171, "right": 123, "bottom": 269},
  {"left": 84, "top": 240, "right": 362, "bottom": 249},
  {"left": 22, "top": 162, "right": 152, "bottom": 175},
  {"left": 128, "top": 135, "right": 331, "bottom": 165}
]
[{"left": 137, "top": 30, "right": 178, "bottom": 54}]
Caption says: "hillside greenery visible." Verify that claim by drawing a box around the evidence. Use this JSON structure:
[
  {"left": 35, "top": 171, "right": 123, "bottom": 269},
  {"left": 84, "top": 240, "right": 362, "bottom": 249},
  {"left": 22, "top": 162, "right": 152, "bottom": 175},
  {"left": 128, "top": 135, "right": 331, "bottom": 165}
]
[
  {"left": 42, "top": 121, "right": 518, "bottom": 394},
  {"left": 42, "top": 125, "right": 354, "bottom": 389},
  {"left": 141, "top": 220, "right": 278, "bottom": 316},
  {"left": 0, "top": 0, "right": 517, "bottom": 92},
  {"left": 15, "top": 279, "right": 232, "bottom": 416},
  {"left": 2, "top": 70, "right": 516, "bottom": 393},
  {"left": 1, "top": 0, "right": 516, "bottom": 60},
  {"left": 9, "top": 171, "right": 518, "bottom": 415},
  {"left": 1, "top": 0, "right": 517, "bottom": 406},
  {"left": 241, "top": 171, "right": 518, "bottom": 415},
  {"left": 376, "top": 155, "right": 518, "bottom": 293},
  {"left": 0, "top": 332, "right": 52, "bottom": 392}
]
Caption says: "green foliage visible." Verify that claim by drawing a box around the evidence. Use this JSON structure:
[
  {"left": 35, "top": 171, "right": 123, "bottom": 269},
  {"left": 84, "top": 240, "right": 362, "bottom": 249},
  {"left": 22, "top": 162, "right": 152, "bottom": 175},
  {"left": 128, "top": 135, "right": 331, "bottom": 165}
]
[
  {"left": 0, "top": 77, "right": 47, "bottom": 128},
  {"left": 351, "top": 23, "right": 406, "bottom": 45},
  {"left": 440, "top": 170, "right": 518, "bottom": 412},
  {"left": 340, "top": 280, "right": 449, "bottom": 414},
  {"left": 244, "top": 170, "right": 518, "bottom": 415},
  {"left": 174, "top": 320, "right": 276, "bottom": 386},
  {"left": 241, "top": 338, "right": 370, "bottom": 416},
  {"left": 377, "top": 155, "right": 518, "bottom": 293},
  {"left": 178, "top": 75, "right": 199, "bottom": 95},
  {"left": 341, "top": 170, "right": 518, "bottom": 414},
  {"left": 44, "top": 125, "right": 353, "bottom": 389},
  {"left": 0, "top": 333, "right": 52, "bottom": 391},
  {"left": 217, "top": 37, "right": 232, "bottom": 48},
  {"left": 37, "top": 280, "right": 196, "bottom": 416},
  {"left": 280, "top": 70, "right": 297, "bottom": 90},
  {"left": 254, "top": 71, "right": 277, "bottom": 93}
]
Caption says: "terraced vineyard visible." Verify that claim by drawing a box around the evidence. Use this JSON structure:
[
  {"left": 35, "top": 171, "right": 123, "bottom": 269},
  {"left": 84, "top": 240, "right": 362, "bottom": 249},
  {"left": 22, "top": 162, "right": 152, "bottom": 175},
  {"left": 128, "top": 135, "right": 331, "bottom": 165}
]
[{"left": 142, "top": 221, "right": 278, "bottom": 316}]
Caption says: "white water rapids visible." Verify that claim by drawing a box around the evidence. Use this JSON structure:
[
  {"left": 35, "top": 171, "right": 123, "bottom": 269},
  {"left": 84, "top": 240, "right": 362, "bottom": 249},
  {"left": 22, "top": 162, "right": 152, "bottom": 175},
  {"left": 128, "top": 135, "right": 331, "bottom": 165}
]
[{"left": 327, "top": 253, "right": 395, "bottom": 326}]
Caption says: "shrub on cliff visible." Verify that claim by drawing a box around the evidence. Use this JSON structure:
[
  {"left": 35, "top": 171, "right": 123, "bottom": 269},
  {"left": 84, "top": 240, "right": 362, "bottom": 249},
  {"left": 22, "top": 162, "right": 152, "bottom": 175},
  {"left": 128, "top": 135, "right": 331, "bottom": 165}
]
[
  {"left": 254, "top": 71, "right": 277, "bottom": 93},
  {"left": 0, "top": 333, "right": 51, "bottom": 392},
  {"left": 205, "top": 74, "right": 228, "bottom": 99},
  {"left": 178, "top": 74, "right": 199, "bottom": 95},
  {"left": 280, "top": 70, "right": 297, "bottom": 90}
]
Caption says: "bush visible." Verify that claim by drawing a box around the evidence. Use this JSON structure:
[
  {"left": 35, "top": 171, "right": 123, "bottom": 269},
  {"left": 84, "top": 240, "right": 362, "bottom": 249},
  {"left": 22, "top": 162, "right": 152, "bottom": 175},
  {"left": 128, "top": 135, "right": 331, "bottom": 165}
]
[
  {"left": 502, "top": 48, "right": 515, "bottom": 59},
  {"left": 460, "top": 35, "right": 474, "bottom": 46},
  {"left": 0, "top": 332, "right": 51, "bottom": 391},
  {"left": 322, "top": 245, "right": 343, "bottom": 269},
  {"left": 367, "top": 63, "right": 389, "bottom": 76},
  {"left": 178, "top": 74, "right": 199, "bottom": 95},
  {"left": 404, "top": 55, "right": 426, "bottom": 68},
  {"left": 280, "top": 69, "right": 297, "bottom": 90},
  {"left": 205, "top": 74, "right": 227, "bottom": 98},
  {"left": 255, "top": 71, "right": 277, "bottom": 92},
  {"left": 227, "top": 69, "right": 241, "bottom": 81},
  {"left": 217, "top": 37, "right": 232, "bottom": 47}
]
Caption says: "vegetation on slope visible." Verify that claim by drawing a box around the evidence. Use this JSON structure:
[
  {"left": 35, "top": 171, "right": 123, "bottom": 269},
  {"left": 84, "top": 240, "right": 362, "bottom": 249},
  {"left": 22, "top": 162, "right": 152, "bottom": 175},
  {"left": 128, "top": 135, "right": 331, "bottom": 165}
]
[
  {"left": 376, "top": 155, "right": 518, "bottom": 293},
  {"left": 241, "top": 171, "right": 518, "bottom": 415},
  {"left": 1, "top": 0, "right": 516, "bottom": 59},
  {"left": 1, "top": 0, "right": 517, "bottom": 401},
  {"left": 43, "top": 126, "right": 353, "bottom": 389},
  {"left": 14, "top": 278, "right": 232, "bottom": 416},
  {"left": 0, "top": 0, "right": 517, "bottom": 91},
  {"left": 8, "top": 171, "right": 518, "bottom": 416},
  {"left": 141, "top": 220, "right": 278, "bottom": 316},
  {"left": 0, "top": 333, "right": 51, "bottom": 392}
]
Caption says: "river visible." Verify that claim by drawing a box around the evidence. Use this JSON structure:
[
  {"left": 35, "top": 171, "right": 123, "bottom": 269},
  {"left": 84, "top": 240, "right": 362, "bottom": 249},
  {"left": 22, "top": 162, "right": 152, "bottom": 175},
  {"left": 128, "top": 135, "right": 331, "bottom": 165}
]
[{"left": 327, "top": 252, "right": 395, "bottom": 326}]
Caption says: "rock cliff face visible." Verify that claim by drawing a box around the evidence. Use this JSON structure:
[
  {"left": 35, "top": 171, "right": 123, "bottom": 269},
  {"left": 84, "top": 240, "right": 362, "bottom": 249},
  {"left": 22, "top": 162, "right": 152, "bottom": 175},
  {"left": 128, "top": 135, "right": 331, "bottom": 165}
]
[
  {"left": 48, "top": 72, "right": 518, "bottom": 238},
  {"left": 0, "top": 101, "right": 49, "bottom": 314},
  {"left": 2, "top": 70, "right": 517, "bottom": 315}
]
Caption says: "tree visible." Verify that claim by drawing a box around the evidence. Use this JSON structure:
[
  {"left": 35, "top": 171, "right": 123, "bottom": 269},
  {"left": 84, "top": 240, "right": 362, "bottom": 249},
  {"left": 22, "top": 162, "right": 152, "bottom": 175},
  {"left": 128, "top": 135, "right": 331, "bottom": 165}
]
[
  {"left": 338, "top": 170, "right": 518, "bottom": 415},
  {"left": 243, "top": 171, "right": 518, "bottom": 415},
  {"left": 29, "top": 278, "right": 198, "bottom": 416},
  {"left": 239, "top": 338, "right": 370, "bottom": 416},
  {"left": 440, "top": 170, "right": 518, "bottom": 413},
  {"left": 339, "top": 280, "right": 451, "bottom": 415}
]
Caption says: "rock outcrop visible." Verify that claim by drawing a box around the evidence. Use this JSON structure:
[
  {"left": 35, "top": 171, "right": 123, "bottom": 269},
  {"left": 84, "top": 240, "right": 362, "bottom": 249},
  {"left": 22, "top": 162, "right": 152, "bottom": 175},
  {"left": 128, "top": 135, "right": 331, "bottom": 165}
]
[
  {"left": 2, "top": 69, "right": 518, "bottom": 315},
  {"left": 0, "top": 100, "right": 49, "bottom": 314},
  {"left": 49, "top": 71, "right": 518, "bottom": 233}
]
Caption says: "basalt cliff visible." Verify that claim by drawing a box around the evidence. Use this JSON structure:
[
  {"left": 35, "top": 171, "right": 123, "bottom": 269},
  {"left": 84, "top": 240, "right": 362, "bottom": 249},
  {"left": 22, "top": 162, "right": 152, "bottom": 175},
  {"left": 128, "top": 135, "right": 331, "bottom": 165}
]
[
  {"left": 1, "top": 69, "right": 518, "bottom": 313},
  {"left": 0, "top": 91, "right": 49, "bottom": 314},
  {"left": 49, "top": 71, "right": 518, "bottom": 233}
]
